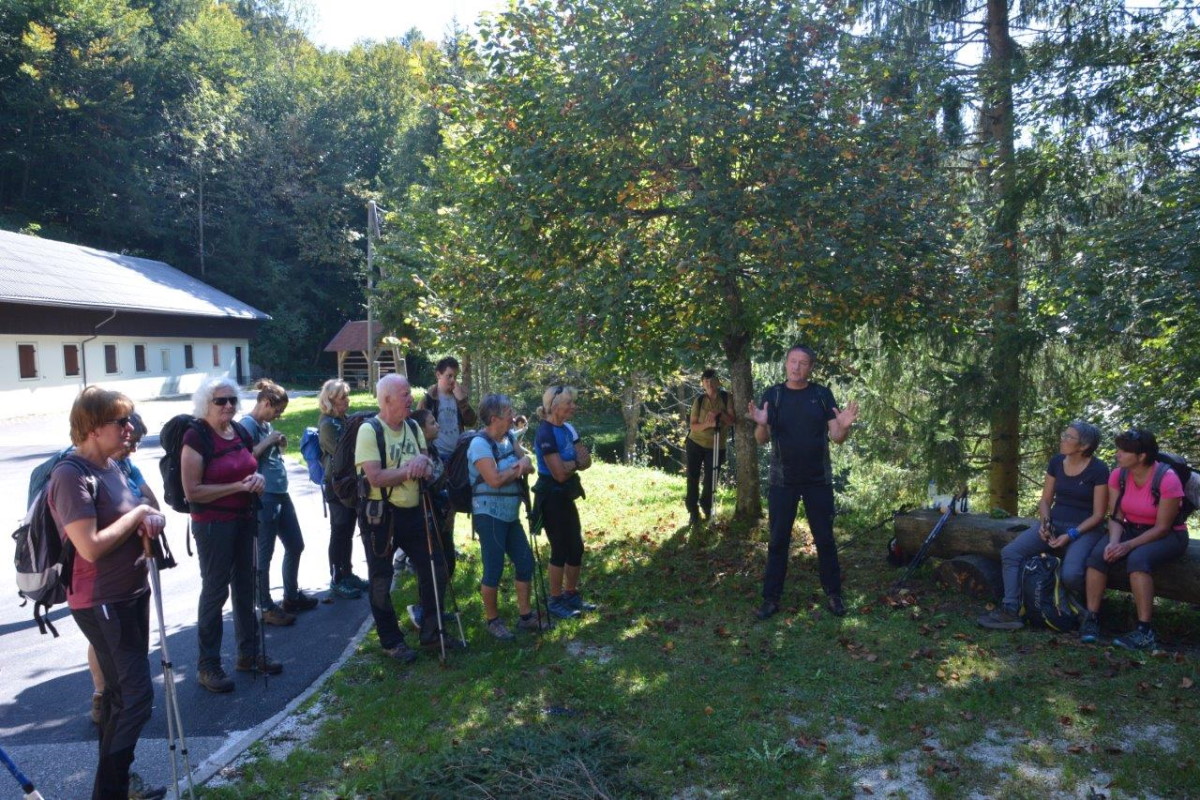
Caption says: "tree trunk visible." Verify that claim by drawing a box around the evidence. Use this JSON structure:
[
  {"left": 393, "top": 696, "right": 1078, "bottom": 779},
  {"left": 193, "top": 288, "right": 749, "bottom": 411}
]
[
  {"left": 461, "top": 352, "right": 473, "bottom": 398},
  {"left": 621, "top": 377, "right": 642, "bottom": 463},
  {"left": 981, "top": 0, "right": 1021, "bottom": 514},
  {"left": 722, "top": 275, "right": 760, "bottom": 522}
]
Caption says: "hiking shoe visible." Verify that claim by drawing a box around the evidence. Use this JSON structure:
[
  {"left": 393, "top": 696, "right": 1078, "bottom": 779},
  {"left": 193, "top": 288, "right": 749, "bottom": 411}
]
[
  {"left": 1079, "top": 611, "right": 1100, "bottom": 644},
  {"left": 517, "top": 611, "right": 550, "bottom": 632},
  {"left": 564, "top": 591, "right": 597, "bottom": 613},
  {"left": 421, "top": 632, "right": 466, "bottom": 650},
  {"left": 236, "top": 654, "right": 283, "bottom": 675},
  {"left": 978, "top": 607, "right": 1024, "bottom": 631},
  {"left": 345, "top": 572, "right": 370, "bottom": 591},
  {"left": 281, "top": 592, "right": 319, "bottom": 613},
  {"left": 408, "top": 603, "right": 424, "bottom": 629},
  {"left": 756, "top": 601, "right": 780, "bottom": 621},
  {"left": 384, "top": 642, "right": 418, "bottom": 664},
  {"left": 89, "top": 691, "right": 102, "bottom": 724},
  {"left": 197, "top": 665, "right": 234, "bottom": 693},
  {"left": 486, "top": 618, "right": 515, "bottom": 641},
  {"left": 827, "top": 594, "right": 847, "bottom": 617},
  {"left": 330, "top": 577, "right": 362, "bottom": 600},
  {"left": 261, "top": 607, "right": 296, "bottom": 626},
  {"left": 689, "top": 510, "right": 701, "bottom": 526},
  {"left": 548, "top": 596, "right": 581, "bottom": 619},
  {"left": 128, "top": 772, "right": 167, "bottom": 800},
  {"left": 1114, "top": 626, "right": 1157, "bottom": 652}
]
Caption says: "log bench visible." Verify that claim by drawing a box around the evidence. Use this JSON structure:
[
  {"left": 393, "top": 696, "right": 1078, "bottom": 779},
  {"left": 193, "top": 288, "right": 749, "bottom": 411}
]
[{"left": 893, "top": 510, "right": 1200, "bottom": 604}]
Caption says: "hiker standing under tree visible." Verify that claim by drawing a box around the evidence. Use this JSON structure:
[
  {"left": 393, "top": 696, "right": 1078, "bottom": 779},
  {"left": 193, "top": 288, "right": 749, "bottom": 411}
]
[
  {"left": 749, "top": 345, "right": 859, "bottom": 620},
  {"left": 684, "top": 368, "right": 735, "bottom": 525},
  {"left": 421, "top": 356, "right": 479, "bottom": 554}
]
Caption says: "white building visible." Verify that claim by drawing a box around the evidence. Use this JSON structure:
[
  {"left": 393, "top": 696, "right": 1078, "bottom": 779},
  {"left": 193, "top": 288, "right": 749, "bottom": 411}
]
[{"left": 0, "top": 229, "right": 269, "bottom": 419}]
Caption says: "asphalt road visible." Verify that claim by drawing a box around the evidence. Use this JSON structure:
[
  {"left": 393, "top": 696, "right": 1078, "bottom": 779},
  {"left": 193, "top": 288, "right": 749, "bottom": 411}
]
[{"left": 0, "top": 396, "right": 375, "bottom": 798}]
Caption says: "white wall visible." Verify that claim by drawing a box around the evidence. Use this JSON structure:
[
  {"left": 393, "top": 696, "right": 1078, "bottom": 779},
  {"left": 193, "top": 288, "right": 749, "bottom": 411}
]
[{"left": 0, "top": 335, "right": 250, "bottom": 419}]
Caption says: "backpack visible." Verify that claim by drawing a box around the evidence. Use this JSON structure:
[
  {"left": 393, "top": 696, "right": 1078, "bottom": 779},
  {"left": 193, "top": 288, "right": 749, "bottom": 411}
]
[
  {"left": 1019, "top": 553, "right": 1082, "bottom": 632},
  {"left": 14, "top": 457, "right": 91, "bottom": 637},
  {"left": 299, "top": 427, "right": 324, "bottom": 485},
  {"left": 1114, "top": 452, "right": 1200, "bottom": 528},
  {"left": 158, "top": 415, "right": 253, "bottom": 514},
  {"left": 445, "top": 430, "right": 509, "bottom": 513}
]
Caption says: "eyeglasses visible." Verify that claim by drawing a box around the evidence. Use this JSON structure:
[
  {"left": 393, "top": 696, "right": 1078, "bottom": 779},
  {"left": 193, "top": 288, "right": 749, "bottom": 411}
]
[
  {"left": 1060, "top": 431, "right": 1079, "bottom": 442},
  {"left": 212, "top": 396, "right": 238, "bottom": 407},
  {"left": 104, "top": 416, "right": 132, "bottom": 428}
]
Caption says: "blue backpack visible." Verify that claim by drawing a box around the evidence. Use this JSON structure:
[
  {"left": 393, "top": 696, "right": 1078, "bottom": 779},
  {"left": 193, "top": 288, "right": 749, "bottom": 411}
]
[{"left": 299, "top": 427, "right": 324, "bottom": 485}]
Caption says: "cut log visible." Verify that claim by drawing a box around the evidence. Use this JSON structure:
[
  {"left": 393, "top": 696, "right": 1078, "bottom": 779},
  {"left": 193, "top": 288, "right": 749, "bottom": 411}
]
[
  {"left": 894, "top": 510, "right": 1200, "bottom": 605},
  {"left": 934, "top": 555, "right": 1003, "bottom": 601}
]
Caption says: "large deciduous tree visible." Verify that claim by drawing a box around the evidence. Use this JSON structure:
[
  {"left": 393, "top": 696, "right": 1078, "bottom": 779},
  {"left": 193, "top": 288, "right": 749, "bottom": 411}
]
[{"left": 442, "top": 0, "right": 951, "bottom": 520}]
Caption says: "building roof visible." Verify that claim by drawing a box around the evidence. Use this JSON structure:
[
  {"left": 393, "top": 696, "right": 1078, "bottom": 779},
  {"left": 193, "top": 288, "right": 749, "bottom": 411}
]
[
  {"left": 0, "top": 229, "right": 269, "bottom": 320},
  {"left": 325, "top": 320, "right": 377, "bottom": 352}
]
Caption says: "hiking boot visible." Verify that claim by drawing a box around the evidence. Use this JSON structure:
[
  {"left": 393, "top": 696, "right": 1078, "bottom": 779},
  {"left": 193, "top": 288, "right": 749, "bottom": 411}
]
[
  {"left": 330, "top": 577, "right": 362, "bottom": 600},
  {"left": 517, "top": 611, "right": 550, "bottom": 632},
  {"left": 688, "top": 510, "right": 701, "bottom": 526},
  {"left": 1114, "top": 626, "right": 1157, "bottom": 652},
  {"left": 548, "top": 595, "right": 581, "bottom": 619},
  {"left": 756, "top": 601, "right": 780, "bottom": 621},
  {"left": 281, "top": 592, "right": 319, "bottom": 613},
  {"left": 563, "top": 590, "right": 597, "bottom": 613},
  {"left": 128, "top": 772, "right": 167, "bottom": 800},
  {"left": 978, "top": 607, "right": 1024, "bottom": 631},
  {"left": 236, "top": 654, "right": 283, "bottom": 675},
  {"left": 345, "top": 572, "right": 370, "bottom": 591},
  {"left": 261, "top": 607, "right": 296, "bottom": 627},
  {"left": 384, "top": 641, "right": 418, "bottom": 664},
  {"left": 197, "top": 665, "right": 234, "bottom": 693},
  {"left": 89, "top": 691, "right": 102, "bottom": 724},
  {"left": 827, "top": 594, "right": 847, "bottom": 617},
  {"left": 407, "top": 603, "right": 424, "bottom": 629},
  {"left": 486, "top": 617, "right": 515, "bottom": 641},
  {"left": 1079, "top": 611, "right": 1100, "bottom": 644}
]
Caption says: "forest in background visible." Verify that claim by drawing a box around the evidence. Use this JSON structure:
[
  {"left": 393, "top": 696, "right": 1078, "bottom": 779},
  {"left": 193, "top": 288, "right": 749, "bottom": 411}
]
[{"left": 2, "top": 0, "right": 1197, "bottom": 520}]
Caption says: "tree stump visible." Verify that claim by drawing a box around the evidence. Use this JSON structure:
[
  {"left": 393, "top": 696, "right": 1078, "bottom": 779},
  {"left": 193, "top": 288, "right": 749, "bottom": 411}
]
[{"left": 894, "top": 510, "right": 1200, "bottom": 605}]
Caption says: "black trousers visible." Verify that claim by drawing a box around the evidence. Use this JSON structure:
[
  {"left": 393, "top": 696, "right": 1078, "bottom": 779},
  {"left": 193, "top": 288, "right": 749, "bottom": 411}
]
[
  {"left": 684, "top": 438, "right": 724, "bottom": 516},
  {"left": 360, "top": 504, "right": 447, "bottom": 649},
  {"left": 761, "top": 482, "right": 841, "bottom": 602},
  {"left": 72, "top": 592, "right": 153, "bottom": 800}
]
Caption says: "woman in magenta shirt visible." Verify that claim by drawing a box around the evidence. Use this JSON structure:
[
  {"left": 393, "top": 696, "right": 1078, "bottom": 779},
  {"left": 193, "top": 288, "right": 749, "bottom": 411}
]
[{"left": 1080, "top": 429, "right": 1189, "bottom": 651}]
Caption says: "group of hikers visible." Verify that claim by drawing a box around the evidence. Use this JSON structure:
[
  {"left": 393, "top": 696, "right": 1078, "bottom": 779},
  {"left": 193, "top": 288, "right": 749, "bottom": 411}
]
[{"left": 39, "top": 344, "right": 1191, "bottom": 799}]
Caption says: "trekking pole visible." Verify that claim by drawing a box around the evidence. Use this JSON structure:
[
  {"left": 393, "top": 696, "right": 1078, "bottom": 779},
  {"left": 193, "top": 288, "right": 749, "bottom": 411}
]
[
  {"left": 524, "top": 491, "right": 551, "bottom": 629},
  {"left": 890, "top": 490, "right": 966, "bottom": 593},
  {"left": 250, "top": 508, "right": 270, "bottom": 686},
  {"left": 0, "top": 744, "right": 45, "bottom": 800},
  {"left": 422, "top": 489, "right": 466, "bottom": 647},
  {"left": 419, "top": 484, "right": 449, "bottom": 664},
  {"left": 710, "top": 425, "right": 720, "bottom": 524},
  {"left": 143, "top": 538, "right": 196, "bottom": 800}
]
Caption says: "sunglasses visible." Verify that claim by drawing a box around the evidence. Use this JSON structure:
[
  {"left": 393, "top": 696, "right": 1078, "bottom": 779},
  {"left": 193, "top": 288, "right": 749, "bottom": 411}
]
[
  {"left": 212, "top": 396, "right": 239, "bottom": 407},
  {"left": 105, "top": 416, "right": 132, "bottom": 428}
]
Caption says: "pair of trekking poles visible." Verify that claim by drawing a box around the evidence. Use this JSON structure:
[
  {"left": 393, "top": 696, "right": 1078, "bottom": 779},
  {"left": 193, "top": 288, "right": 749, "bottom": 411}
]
[{"left": 417, "top": 486, "right": 468, "bottom": 665}]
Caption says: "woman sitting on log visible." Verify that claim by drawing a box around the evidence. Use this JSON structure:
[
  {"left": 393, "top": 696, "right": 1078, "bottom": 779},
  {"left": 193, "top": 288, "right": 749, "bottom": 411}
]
[
  {"left": 1080, "top": 429, "right": 1189, "bottom": 651},
  {"left": 978, "top": 420, "right": 1108, "bottom": 630}
]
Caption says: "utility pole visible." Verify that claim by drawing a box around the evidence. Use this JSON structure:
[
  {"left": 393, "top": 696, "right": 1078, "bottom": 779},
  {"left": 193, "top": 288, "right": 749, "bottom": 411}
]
[{"left": 366, "top": 201, "right": 383, "bottom": 392}]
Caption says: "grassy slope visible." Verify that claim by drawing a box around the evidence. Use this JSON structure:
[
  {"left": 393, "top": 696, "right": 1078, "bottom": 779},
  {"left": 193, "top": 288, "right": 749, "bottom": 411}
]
[{"left": 203, "top": 404, "right": 1200, "bottom": 800}]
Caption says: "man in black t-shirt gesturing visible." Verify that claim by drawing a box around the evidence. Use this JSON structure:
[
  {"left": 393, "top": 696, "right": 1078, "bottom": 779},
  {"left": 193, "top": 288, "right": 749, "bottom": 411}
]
[{"left": 747, "top": 345, "right": 859, "bottom": 620}]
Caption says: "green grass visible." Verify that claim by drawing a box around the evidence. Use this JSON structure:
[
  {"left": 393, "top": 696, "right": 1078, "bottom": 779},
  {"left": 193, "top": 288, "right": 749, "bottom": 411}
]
[{"left": 205, "top": 405, "right": 1200, "bottom": 799}]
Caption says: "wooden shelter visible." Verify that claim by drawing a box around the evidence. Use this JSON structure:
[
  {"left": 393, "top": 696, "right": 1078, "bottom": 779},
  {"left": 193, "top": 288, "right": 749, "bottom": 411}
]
[{"left": 324, "top": 320, "right": 406, "bottom": 389}]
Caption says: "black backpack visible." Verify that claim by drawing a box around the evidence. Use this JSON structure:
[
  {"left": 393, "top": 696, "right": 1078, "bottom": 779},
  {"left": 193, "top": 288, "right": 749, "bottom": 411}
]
[
  {"left": 445, "top": 431, "right": 508, "bottom": 513},
  {"left": 13, "top": 457, "right": 91, "bottom": 637},
  {"left": 1114, "top": 452, "right": 1200, "bottom": 528},
  {"left": 327, "top": 412, "right": 422, "bottom": 508},
  {"left": 1019, "top": 553, "right": 1082, "bottom": 632},
  {"left": 158, "top": 415, "right": 253, "bottom": 514}
]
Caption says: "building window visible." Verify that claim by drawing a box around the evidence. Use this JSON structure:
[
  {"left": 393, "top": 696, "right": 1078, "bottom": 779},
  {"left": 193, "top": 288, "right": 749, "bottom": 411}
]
[
  {"left": 134, "top": 344, "right": 147, "bottom": 373},
  {"left": 18, "top": 343, "right": 38, "bottom": 379},
  {"left": 104, "top": 344, "right": 118, "bottom": 374},
  {"left": 184, "top": 344, "right": 194, "bottom": 369},
  {"left": 212, "top": 344, "right": 220, "bottom": 367},
  {"left": 63, "top": 344, "right": 80, "bottom": 377},
  {"left": 160, "top": 349, "right": 170, "bottom": 372}
]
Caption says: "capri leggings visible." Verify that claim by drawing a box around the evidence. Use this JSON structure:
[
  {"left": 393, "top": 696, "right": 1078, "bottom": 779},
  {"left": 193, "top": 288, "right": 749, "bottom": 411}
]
[
  {"left": 1085, "top": 525, "right": 1189, "bottom": 574},
  {"left": 474, "top": 513, "right": 534, "bottom": 587},
  {"left": 541, "top": 491, "right": 584, "bottom": 568}
]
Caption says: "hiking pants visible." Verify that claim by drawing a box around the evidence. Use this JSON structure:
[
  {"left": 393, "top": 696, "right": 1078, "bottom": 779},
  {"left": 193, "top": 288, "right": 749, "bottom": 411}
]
[
  {"left": 541, "top": 491, "right": 584, "bottom": 568},
  {"left": 1085, "top": 525, "right": 1189, "bottom": 575},
  {"left": 72, "top": 591, "right": 153, "bottom": 800},
  {"left": 762, "top": 482, "right": 840, "bottom": 602},
  {"left": 193, "top": 516, "right": 260, "bottom": 669},
  {"left": 685, "top": 438, "right": 724, "bottom": 518},
  {"left": 360, "top": 504, "right": 446, "bottom": 650},
  {"left": 257, "top": 492, "right": 305, "bottom": 606},
  {"left": 326, "top": 490, "right": 358, "bottom": 583}
]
